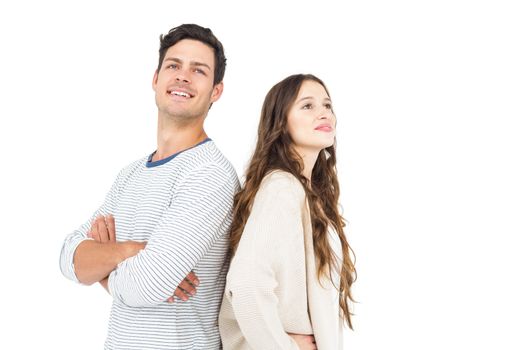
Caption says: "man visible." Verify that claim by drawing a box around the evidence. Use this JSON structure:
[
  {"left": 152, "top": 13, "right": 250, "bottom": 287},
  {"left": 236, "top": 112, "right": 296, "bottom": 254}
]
[{"left": 59, "top": 24, "right": 239, "bottom": 349}]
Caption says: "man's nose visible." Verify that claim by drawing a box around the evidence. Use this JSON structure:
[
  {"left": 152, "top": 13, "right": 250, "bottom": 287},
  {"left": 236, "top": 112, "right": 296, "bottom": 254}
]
[{"left": 175, "top": 69, "right": 191, "bottom": 84}]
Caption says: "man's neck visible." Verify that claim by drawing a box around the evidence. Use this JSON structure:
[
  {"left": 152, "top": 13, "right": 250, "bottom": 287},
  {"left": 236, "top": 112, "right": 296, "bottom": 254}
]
[{"left": 153, "top": 117, "right": 208, "bottom": 162}]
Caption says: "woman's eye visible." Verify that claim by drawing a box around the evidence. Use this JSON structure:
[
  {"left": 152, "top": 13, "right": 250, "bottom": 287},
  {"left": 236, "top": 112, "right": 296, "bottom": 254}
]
[{"left": 302, "top": 103, "right": 313, "bottom": 110}]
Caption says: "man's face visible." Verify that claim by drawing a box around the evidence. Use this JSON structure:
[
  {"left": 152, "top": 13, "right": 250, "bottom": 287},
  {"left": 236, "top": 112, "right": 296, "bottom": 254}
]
[{"left": 153, "top": 39, "right": 223, "bottom": 123}]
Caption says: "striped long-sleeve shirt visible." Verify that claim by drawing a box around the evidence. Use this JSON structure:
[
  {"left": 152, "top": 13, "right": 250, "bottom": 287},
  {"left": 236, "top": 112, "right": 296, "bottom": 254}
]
[{"left": 60, "top": 139, "right": 239, "bottom": 349}]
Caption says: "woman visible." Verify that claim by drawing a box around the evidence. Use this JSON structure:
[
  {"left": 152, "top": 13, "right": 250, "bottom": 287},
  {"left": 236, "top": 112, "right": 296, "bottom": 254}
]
[{"left": 219, "top": 74, "right": 356, "bottom": 350}]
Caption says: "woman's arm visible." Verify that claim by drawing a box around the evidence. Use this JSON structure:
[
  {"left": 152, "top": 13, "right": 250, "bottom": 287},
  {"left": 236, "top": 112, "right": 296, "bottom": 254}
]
[{"left": 226, "top": 172, "right": 308, "bottom": 350}]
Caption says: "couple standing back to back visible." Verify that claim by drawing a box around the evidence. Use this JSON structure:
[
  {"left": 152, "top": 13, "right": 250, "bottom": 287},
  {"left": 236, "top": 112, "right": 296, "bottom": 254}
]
[{"left": 59, "top": 23, "right": 356, "bottom": 350}]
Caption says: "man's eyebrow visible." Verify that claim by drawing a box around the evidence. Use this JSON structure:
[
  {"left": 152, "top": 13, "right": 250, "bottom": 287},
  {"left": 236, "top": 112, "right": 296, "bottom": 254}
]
[
  {"left": 164, "top": 57, "right": 211, "bottom": 71},
  {"left": 164, "top": 57, "right": 182, "bottom": 64},
  {"left": 190, "top": 61, "right": 211, "bottom": 70}
]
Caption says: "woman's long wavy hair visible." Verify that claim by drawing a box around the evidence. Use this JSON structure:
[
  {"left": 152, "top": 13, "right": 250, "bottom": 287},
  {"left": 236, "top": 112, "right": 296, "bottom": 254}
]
[{"left": 229, "top": 74, "right": 356, "bottom": 328}]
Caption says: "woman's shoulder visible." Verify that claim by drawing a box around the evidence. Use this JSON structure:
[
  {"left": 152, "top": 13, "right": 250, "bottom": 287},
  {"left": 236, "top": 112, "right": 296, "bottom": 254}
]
[{"left": 258, "top": 170, "right": 305, "bottom": 197}]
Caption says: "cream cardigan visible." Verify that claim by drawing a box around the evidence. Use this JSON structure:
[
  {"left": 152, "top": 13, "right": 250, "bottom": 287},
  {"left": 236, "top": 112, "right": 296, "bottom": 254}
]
[{"left": 219, "top": 171, "right": 343, "bottom": 350}]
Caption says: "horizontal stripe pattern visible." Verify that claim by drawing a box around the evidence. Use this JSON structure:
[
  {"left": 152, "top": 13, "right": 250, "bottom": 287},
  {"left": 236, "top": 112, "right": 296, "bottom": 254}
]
[{"left": 60, "top": 141, "right": 239, "bottom": 349}]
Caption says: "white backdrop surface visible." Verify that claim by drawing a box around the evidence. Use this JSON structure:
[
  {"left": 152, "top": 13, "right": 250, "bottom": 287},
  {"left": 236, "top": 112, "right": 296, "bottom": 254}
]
[{"left": 0, "top": 1, "right": 523, "bottom": 349}]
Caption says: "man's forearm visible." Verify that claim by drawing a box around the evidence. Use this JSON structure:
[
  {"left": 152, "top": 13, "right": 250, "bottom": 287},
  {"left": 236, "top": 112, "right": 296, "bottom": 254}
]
[
  {"left": 73, "top": 240, "right": 144, "bottom": 285},
  {"left": 100, "top": 277, "right": 110, "bottom": 293}
]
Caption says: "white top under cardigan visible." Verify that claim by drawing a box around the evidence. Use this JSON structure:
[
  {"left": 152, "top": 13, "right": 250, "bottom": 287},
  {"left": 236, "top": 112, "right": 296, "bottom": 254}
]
[{"left": 219, "top": 171, "right": 344, "bottom": 350}]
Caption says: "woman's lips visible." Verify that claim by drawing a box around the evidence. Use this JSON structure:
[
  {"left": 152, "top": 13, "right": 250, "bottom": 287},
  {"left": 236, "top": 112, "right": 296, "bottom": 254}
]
[{"left": 315, "top": 125, "right": 333, "bottom": 132}]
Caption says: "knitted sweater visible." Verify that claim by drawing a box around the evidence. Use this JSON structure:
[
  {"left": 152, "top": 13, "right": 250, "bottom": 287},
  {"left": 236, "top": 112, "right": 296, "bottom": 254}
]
[{"left": 219, "top": 170, "right": 343, "bottom": 350}]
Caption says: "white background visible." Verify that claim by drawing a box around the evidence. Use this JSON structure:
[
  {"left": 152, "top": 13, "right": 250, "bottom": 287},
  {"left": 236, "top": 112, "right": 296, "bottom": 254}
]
[{"left": 1, "top": 0, "right": 524, "bottom": 349}]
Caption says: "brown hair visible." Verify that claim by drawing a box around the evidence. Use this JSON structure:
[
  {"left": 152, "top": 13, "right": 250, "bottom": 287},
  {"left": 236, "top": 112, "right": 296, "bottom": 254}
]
[
  {"left": 230, "top": 74, "right": 356, "bottom": 328},
  {"left": 157, "top": 24, "right": 226, "bottom": 85}
]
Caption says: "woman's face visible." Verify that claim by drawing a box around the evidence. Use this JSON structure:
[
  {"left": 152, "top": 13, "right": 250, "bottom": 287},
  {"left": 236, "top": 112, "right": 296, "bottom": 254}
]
[{"left": 287, "top": 80, "right": 336, "bottom": 154}]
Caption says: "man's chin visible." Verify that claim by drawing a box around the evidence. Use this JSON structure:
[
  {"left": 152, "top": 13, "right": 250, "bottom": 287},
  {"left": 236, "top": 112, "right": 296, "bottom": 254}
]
[{"left": 166, "top": 110, "right": 203, "bottom": 124}]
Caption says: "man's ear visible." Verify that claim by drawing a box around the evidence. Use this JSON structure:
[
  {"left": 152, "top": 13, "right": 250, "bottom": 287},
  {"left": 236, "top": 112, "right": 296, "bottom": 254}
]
[
  {"left": 210, "top": 81, "right": 224, "bottom": 103},
  {"left": 152, "top": 70, "right": 159, "bottom": 91}
]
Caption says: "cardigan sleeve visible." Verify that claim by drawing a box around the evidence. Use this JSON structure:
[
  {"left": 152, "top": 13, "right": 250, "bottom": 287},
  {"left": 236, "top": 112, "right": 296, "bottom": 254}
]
[{"left": 225, "top": 172, "right": 305, "bottom": 350}]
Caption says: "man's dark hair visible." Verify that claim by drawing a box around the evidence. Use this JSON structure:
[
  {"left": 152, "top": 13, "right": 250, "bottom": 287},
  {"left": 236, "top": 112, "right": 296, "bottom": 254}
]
[{"left": 157, "top": 24, "right": 226, "bottom": 85}]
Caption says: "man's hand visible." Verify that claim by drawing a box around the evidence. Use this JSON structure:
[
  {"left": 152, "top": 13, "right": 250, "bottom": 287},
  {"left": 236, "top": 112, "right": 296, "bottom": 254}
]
[
  {"left": 89, "top": 215, "right": 200, "bottom": 302},
  {"left": 88, "top": 215, "right": 144, "bottom": 292},
  {"left": 166, "top": 272, "right": 200, "bottom": 303},
  {"left": 89, "top": 215, "right": 117, "bottom": 293},
  {"left": 288, "top": 333, "right": 317, "bottom": 350},
  {"left": 88, "top": 215, "right": 116, "bottom": 243},
  {"left": 89, "top": 215, "right": 145, "bottom": 257}
]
